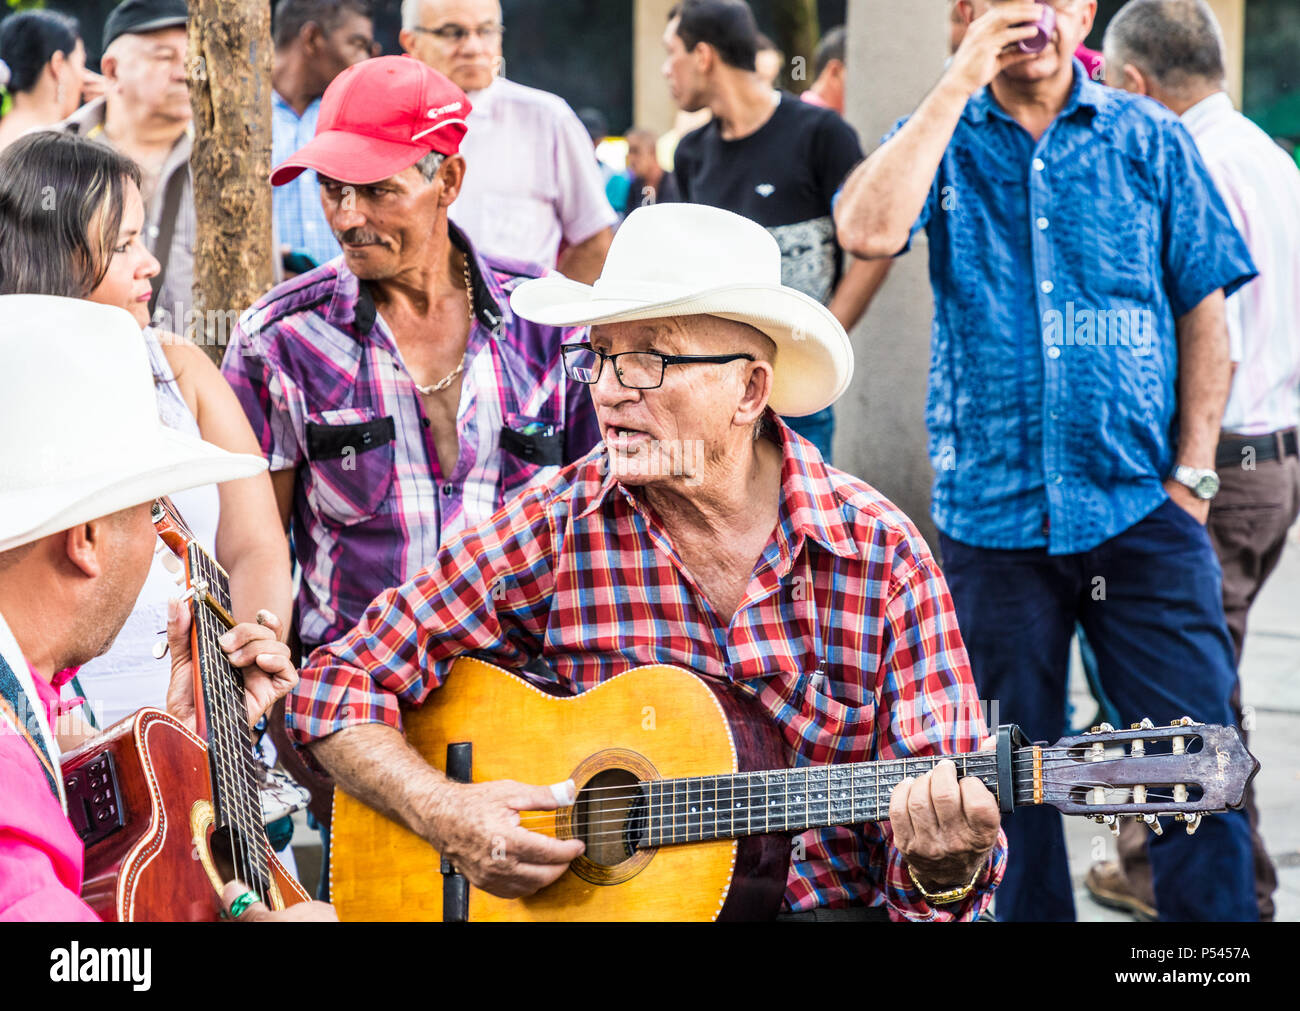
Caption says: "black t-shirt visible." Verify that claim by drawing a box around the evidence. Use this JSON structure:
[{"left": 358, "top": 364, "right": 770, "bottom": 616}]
[{"left": 672, "top": 94, "right": 864, "bottom": 305}]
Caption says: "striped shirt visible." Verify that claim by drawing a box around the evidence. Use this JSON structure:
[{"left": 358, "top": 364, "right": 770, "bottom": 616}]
[
  {"left": 221, "top": 225, "right": 601, "bottom": 648},
  {"left": 1182, "top": 92, "right": 1300, "bottom": 436},
  {"left": 290, "top": 418, "right": 1006, "bottom": 919}
]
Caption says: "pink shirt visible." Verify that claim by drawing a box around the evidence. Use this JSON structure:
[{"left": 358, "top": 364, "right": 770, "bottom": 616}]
[
  {"left": 1182, "top": 92, "right": 1300, "bottom": 435},
  {"left": 0, "top": 663, "right": 98, "bottom": 922},
  {"left": 450, "top": 77, "right": 618, "bottom": 269}
]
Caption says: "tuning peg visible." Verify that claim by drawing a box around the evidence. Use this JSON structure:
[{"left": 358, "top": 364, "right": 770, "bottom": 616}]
[
  {"left": 1101, "top": 814, "right": 1120, "bottom": 838},
  {"left": 1141, "top": 813, "right": 1163, "bottom": 836},
  {"left": 1184, "top": 813, "right": 1202, "bottom": 836},
  {"left": 1171, "top": 716, "right": 1197, "bottom": 727}
]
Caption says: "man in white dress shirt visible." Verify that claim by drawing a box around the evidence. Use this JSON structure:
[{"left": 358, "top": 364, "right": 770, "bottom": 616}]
[
  {"left": 1093, "top": 0, "right": 1300, "bottom": 922},
  {"left": 398, "top": 0, "right": 617, "bottom": 283}
]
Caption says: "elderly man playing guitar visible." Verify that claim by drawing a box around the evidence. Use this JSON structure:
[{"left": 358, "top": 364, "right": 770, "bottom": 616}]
[
  {"left": 295, "top": 204, "right": 1007, "bottom": 921},
  {"left": 0, "top": 296, "right": 332, "bottom": 923}
]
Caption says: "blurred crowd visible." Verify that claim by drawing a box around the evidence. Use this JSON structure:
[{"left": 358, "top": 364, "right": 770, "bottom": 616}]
[{"left": 0, "top": 0, "right": 1297, "bottom": 924}]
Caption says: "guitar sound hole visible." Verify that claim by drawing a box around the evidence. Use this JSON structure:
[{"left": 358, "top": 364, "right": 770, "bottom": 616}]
[
  {"left": 574, "top": 769, "right": 644, "bottom": 868},
  {"left": 209, "top": 825, "right": 271, "bottom": 903}
]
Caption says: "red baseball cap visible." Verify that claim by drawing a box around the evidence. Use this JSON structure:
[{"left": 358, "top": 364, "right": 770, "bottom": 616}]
[{"left": 271, "top": 56, "right": 471, "bottom": 187}]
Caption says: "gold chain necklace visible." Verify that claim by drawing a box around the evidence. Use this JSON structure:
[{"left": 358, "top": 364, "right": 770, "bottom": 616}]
[{"left": 415, "top": 255, "right": 474, "bottom": 396}]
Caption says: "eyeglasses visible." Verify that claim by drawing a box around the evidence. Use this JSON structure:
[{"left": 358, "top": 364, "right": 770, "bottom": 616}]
[
  {"left": 562, "top": 343, "right": 755, "bottom": 391},
  {"left": 411, "top": 23, "right": 505, "bottom": 45}
]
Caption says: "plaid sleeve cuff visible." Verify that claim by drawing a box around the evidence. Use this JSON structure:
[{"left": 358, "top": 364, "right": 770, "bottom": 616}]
[
  {"left": 285, "top": 649, "right": 405, "bottom": 749},
  {"left": 885, "top": 828, "right": 1007, "bottom": 923}
]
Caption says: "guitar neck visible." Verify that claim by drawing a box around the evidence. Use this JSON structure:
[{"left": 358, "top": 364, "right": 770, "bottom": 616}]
[
  {"left": 642, "top": 752, "right": 1020, "bottom": 846},
  {"left": 186, "top": 545, "right": 272, "bottom": 885}
]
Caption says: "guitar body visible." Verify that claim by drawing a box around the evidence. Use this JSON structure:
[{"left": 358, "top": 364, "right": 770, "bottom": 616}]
[
  {"left": 330, "top": 660, "right": 792, "bottom": 921},
  {"left": 62, "top": 709, "right": 311, "bottom": 922}
]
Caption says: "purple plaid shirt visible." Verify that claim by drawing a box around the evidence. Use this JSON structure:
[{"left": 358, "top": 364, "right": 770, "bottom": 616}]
[{"left": 221, "top": 226, "right": 601, "bottom": 647}]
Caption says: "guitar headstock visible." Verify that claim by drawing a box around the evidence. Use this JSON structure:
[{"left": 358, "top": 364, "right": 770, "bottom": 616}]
[
  {"left": 1028, "top": 718, "right": 1259, "bottom": 836},
  {"left": 152, "top": 496, "right": 197, "bottom": 564}
]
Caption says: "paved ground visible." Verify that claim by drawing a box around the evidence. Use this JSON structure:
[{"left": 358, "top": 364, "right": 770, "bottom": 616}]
[
  {"left": 1066, "top": 524, "right": 1300, "bottom": 922},
  {"left": 292, "top": 528, "right": 1300, "bottom": 921}
]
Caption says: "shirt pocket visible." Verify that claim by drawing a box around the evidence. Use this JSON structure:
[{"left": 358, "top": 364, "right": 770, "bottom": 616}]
[
  {"left": 739, "top": 669, "right": 876, "bottom": 765},
  {"left": 304, "top": 409, "right": 396, "bottom": 525},
  {"left": 499, "top": 414, "right": 563, "bottom": 500}
]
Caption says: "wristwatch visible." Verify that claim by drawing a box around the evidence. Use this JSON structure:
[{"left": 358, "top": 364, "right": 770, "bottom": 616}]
[
  {"left": 1170, "top": 465, "right": 1221, "bottom": 501},
  {"left": 907, "top": 860, "right": 986, "bottom": 906}
]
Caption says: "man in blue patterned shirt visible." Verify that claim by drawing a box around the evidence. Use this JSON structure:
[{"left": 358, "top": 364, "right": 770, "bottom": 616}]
[{"left": 836, "top": 0, "right": 1258, "bottom": 920}]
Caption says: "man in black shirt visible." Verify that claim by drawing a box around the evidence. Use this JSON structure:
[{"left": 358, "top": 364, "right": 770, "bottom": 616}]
[{"left": 664, "top": 0, "right": 891, "bottom": 462}]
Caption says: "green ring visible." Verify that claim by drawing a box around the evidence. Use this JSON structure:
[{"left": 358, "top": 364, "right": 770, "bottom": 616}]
[{"left": 229, "top": 891, "right": 259, "bottom": 918}]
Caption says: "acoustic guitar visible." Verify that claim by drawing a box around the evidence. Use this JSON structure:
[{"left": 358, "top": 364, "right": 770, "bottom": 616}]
[
  {"left": 329, "top": 657, "right": 1258, "bottom": 922},
  {"left": 59, "top": 498, "right": 310, "bottom": 921}
]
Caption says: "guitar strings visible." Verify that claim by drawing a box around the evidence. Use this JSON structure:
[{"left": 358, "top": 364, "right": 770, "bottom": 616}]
[
  {"left": 512, "top": 774, "right": 1201, "bottom": 840},
  {"left": 195, "top": 548, "right": 269, "bottom": 895},
  {"left": 200, "top": 560, "right": 259, "bottom": 893},
  {"left": 509, "top": 783, "right": 1207, "bottom": 846}
]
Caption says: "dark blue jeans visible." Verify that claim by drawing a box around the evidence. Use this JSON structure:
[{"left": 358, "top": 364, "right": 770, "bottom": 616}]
[{"left": 939, "top": 498, "right": 1257, "bottom": 922}]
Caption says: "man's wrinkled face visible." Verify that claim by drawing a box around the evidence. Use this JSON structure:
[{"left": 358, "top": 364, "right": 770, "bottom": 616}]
[
  {"left": 320, "top": 161, "right": 451, "bottom": 281},
  {"left": 402, "top": 0, "right": 503, "bottom": 94},
  {"left": 662, "top": 18, "right": 708, "bottom": 113},
  {"left": 109, "top": 27, "right": 191, "bottom": 123},
  {"left": 966, "top": 0, "right": 1097, "bottom": 84},
  {"left": 585, "top": 316, "right": 773, "bottom": 490},
  {"left": 315, "top": 12, "right": 375, "bottom": 84}
]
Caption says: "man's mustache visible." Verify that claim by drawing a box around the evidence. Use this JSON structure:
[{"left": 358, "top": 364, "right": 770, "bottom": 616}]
[{"left": 336, "top": 229, "right": 385, "bottom": 246}]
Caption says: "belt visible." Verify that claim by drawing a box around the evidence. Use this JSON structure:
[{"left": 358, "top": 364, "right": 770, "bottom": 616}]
[{"left": 1216, "top": 428, "right": 1298, "bottom": 469}]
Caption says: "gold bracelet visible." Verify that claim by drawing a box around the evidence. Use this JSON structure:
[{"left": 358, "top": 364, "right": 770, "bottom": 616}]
[{"left": 906, "top": 859, "right": 986, "bottom": 906}]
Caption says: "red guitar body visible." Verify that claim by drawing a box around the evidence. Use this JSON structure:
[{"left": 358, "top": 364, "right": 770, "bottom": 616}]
[{"left": 61, "top": 708, "right": 310, "bottom": 922}]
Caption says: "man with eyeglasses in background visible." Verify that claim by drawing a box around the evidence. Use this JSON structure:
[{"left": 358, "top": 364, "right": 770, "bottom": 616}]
[{"left": 399, "top": 0, "right": 617, "bottom": 284}]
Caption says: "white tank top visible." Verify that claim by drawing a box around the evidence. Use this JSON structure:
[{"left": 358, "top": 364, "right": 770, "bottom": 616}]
[{"left": 75, "top": 329, "right": 221, "bottom": 728}]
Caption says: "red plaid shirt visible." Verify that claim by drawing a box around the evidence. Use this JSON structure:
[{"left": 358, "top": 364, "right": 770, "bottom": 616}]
[{"left": 293, "top": 417, "right": 1007, "bottom": 919}]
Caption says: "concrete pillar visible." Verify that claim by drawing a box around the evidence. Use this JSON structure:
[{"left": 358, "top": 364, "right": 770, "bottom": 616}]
[
  {"left": 836, "top": 0, "right": 949, "bottom": 550},
  {"left": 634, "top": 0, "right": 679, "bottom": 135},
  {"left": 1207, "top": 0, "right": 1245, "bottom": 108}
]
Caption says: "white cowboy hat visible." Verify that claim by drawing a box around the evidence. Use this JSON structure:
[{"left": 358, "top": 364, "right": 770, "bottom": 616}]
[
  {"left": 0, "top": 296, "right": 267, "bottom": 553},
  {"left": 509, "top": 203, "right": 854, "bottom": 418}
]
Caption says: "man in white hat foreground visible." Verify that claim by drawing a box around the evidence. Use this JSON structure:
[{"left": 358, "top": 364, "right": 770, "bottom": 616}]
[
  {"left": 0, "top": 296, "right": 333, "bottom": 922},
  {"left": 291, "top": 204, "right": 1007, "bottom": 920}
]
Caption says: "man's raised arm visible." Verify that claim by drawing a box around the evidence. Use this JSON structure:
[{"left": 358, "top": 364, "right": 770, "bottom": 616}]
[{"left": 835, "top": 2, "right": 1042, "bottom": 259}]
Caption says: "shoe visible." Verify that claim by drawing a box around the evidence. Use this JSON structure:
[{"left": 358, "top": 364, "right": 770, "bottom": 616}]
[{"left": 1084, "top": 861, "right": 1158, "bottom": 921}]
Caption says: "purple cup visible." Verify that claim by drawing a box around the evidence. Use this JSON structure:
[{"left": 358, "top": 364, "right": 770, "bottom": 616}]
[{"left": 1017, "top": 2, "right": 1057, "bottom": 54}]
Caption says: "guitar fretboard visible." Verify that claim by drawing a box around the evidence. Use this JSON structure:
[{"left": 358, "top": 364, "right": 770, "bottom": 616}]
[
  {"left": 643, "top": 754, "right": 1007, "bottom": 846},
  {"left": 188, "top": 546, "right": 271, "bottom": 892}
]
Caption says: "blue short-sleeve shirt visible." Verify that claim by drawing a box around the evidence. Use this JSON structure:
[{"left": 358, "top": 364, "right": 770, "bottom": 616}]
[{"left": 885, "top": 64, "right": 1256, "bottom": 554}]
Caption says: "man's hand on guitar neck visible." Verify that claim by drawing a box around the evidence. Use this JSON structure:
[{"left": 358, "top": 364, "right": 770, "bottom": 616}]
[
  {"left": 888, "top": 740, "right": 1002, "bottom": 901},
  {"left": 163, "top": 601, "right": 299, "bottom": 732},
  {"left": 424, "top": 779, "right": 586, "bottom": 899}
]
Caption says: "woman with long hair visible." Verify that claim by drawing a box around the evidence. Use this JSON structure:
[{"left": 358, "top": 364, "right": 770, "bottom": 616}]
[
  {"left": 0, "top": 131, "right": 293, "bottom": 732},
  {"left": 0, "top": 11, "right": 86, "bottom": 151}
]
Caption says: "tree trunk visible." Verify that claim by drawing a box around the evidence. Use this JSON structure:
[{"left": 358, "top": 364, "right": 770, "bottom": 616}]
[
  {"left": 770, "top": 0, "right": 821, "bottom": 93},
  {"left": 187, "top": 1, "right": 273, "bottom": 366}
]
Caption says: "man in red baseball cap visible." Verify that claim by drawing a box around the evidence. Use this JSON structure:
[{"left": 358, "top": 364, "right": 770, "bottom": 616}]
[{"left": 220, "top": 61, "right": 601, "bottom": 871}]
